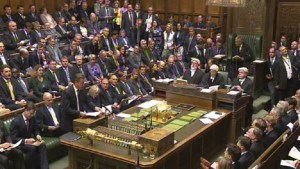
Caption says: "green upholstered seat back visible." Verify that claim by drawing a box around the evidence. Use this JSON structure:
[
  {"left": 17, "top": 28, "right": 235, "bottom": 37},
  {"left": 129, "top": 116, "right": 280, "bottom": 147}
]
[
  {"left": 4, "top": 118, "right": 14, "bottom": 131},
  {"left": 218, "top": 71, "right": 231, "bottom": 85},
  {"left": 227, "top": 34, "right": 263, "bottom": 59}
]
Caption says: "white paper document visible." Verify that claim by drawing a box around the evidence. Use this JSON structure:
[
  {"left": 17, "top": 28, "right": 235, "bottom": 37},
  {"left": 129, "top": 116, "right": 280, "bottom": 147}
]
[
  {"left": 280, "top": 160, "right": 296, "bottom": 168},
  {"left": 204, "top": 111, "right": 224, "bottom": 120},
  {"left": 253, "top": 60, "right": 264, "bottom": 63},
  {"left": 214, "top": 54, "right": 226, "bottom": 59},
  {"left": 200, "top": 118, "right": 214, "bottom": 124},
  {"left": 86, "top": 112, "right": 101, "bottom": 117},
  {"left": 201, "top": 89, "right": 212, "bottom": 93},
  {"left": 287, "top": 122, "right": 294, "bottom": 131},
  {"left": 138, "top": 100, "right": 163, "bottom": 109},
  {"left": 116, "top": 113, "right": 131, "bottom": 118},
  {"left": 0, "top": 139, "right": 22, "bottom": 152},
  {"left": 227, "top": 91, "right": 240, "bottom": 95},
  {"left": 289, "top": 146, "right": 300, "bottom": 160}
]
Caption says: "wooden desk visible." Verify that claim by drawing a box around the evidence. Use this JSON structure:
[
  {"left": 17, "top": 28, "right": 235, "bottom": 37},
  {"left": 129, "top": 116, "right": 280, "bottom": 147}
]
[
  {"left": 73, "top": 115, "right": 107, "bottom": 133},
  {"left": 61, "top": 106, "right": 231, "bottom": 169}
]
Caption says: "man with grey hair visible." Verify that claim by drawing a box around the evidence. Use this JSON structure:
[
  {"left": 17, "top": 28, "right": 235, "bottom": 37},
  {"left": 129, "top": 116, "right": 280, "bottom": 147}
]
[
  {"left": 3, "top": 21, "right": 27, "bottom": 51},
  {"left": 270, "top": 107, "right": 289, "bottom": 135},
  {"left": 87, "top": 13, "right": 101, "bottom": 34},
  {"left": 230, "top": 35, "right": 254, "bottom": 80}
]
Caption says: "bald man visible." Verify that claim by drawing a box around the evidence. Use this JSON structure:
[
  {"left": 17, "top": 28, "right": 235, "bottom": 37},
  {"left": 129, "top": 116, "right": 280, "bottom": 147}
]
[{"left": 36, "top": 92, "right": 64, "bottom": 137}]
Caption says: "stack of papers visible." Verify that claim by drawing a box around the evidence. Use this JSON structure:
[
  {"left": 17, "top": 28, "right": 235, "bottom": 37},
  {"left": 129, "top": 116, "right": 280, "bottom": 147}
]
[
  {"left": 86, "top": 112, "right": 101, "bottom": 117},
  {"left": 0, "top": 140, "right": 22, "bottom": 152},
  {"left": 137, "top": 100, "right": 163, "bottom": 109},
  {"left": 200, "top": 118, "right": 214, "bottom": 124},
  {"left": 204, "top": 111, "right": 225, "bottom": 120},
  {"left": 116, "top": 113, "right": 131, "bottom": 118},
  {"left": 201, "top": 89, "right": 212, "bottom": 93},
  {"left": 280, "top": 146, "right": 300, "bottom": 168},
  {"left": 227, "top": 91, "right": 240, "bottom": 95}
]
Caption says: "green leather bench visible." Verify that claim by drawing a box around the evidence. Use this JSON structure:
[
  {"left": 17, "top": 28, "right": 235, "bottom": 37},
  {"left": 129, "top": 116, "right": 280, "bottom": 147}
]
[{"left": 3, "top": 117, "right": 67, "bottom": 163}]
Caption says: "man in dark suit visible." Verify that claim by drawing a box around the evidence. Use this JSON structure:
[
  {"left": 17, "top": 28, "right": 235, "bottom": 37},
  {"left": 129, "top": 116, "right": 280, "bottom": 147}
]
[
  {"left": 101, "top": 27, "right": 114, "bottom": 52},
  {"left": 26, "top": 4, "right": 40, "bottom": 24},
  {"left": 175, "top": 53, "right": 186, "bottom": 76},
  {"left": 0, "top": 65, "right": 26, "bottom": 110},
  {"left": 84, "top": 36, "right": 100, "bottom": 56},
  {"left": 11, "top": 68, "right": 40, "bottom": 103},
  {"left": 67, "top": 16, "right": 82, "bottom": 37},
  {"left": 140, "top": 39, "right": 152, "bottom": 67},
  {"left": 29, "top": 43, "right": 47, "bottom": 67},
  {"left": 36, "top": 92, "right": 64, "bottom": 137},
  {"left": 0, "top": 119, "right": 25, "bottom": 169},
  {"left": 10, "top": 102, "right": 48, "bottom": 169},
  {"left": 231, "top": 67, "right": 253, "bottom": 125},
  {"left": 165, "top": 55, "right": 180, "bottom": 79},
  {"left": 19, "top": 22, "right": 34, "bottom": 45},
  {"left": 183, "top": 27, "right": 198, "bottom": 65},
  {"left": 73, "top": 55, "right": 91, "bottom": 82},
  {"left": 11, "top": 48, "right": 30, "bottom": 76},
  {"left": 29, "top": 22, "right": 43, "bottom": 45},
  {"left": 139, "top": 65, "right": 153, "bottom": 93},
  {"left": 199, "top": 64, "right": 225, "bottom": 88},
  {"left": 274, "top": 46, "right": 298, "bottom": 101},
  {"left": 2, "top": 5, "right": 14, "bottom": 24},
  {"left": 142, "top": 6, "right": 159, "bottom": 31},
  {"left": 285, "top": 97, "right": 298, "bottom": 123},
  {"left": 128, "top": 70, "right": 148, "bottom": 97},
  {"left": 44, "top": 60, "right": 65, "bottom": 92},
  {"left": 237, "top": 136, "right": 255, "bottom": 169},
  {"left": 57, "top": 57, "right": 74, "bottom": 87},
  {"left": 0, "top": 42, "right": 12, "bottom": 67},
  {"left": 100, "top": 78, "right": 120, "bottom": 114},
  {"left": 122, "top": 4, "right": 136, "bottom": 46},
  {"left": 211, "top": 39, "right": 226, "bottom": 57},
  {"left": 98, "top": 0, "right": 115, "bottom": 30},
  {"left": 183, "top": 58, "right": 204, "bottom": 84},
  {"left": 265, "top": 48, "right": 279, "bottom": 106},
  {"left": 174, "top": 23, "right": 185, "bottom": 48},
  {"left": 246, "top": 127, "right": 265, "bottom": 159},
  {"left": 230, "top": 36, "right": 255, "bottom": 80},
  {"left": 60, "top": 73, "right": 87, "bottom": 132},
  {"left": 87, "top": 13, "right": 101, "bottom": 35},
  {"left": 3, "top": 21, "right": 27, "bottom": 51},
  {"left": 263, "top": 115, "right": 279, "bottom": 149},
  {"left": 78, "top": 1, "right": 92, "bottom": 21},
  {"left": 13, "top": 5, "right": 26, "bottom": 29},
  {"left": 194, "top": 15, "right": 206, "bottom": 29},
  {"left": 55, "top": 17, "right": 71, "bottom": 44},
  {"left": 188, "top": 40, "right": 207, "bottom": 68},
  {"left": 97, "top": 50, "right": 110, "bottom": 78}
]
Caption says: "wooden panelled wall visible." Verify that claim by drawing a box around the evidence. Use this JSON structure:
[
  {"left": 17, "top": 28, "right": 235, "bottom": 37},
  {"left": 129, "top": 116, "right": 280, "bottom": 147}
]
[{"left": 0, "top": 0, "right": 66, "bottom": 15}]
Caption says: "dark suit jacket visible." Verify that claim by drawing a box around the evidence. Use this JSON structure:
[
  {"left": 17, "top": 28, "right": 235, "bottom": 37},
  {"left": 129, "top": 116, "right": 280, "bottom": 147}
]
[
  {"left": 12, "top": 56, "right": 30, "bottom": 74},
  {"left": 250, "top": 140, "right": 265, "bottom": 159},
  {"left": 29, "top": 50, "right": 45, "bottom": 67},
  {"left": 118, "top": 81, "right": 133, "bottom": 98},
  {"left": 128, "top": 79, "right": 147, "bottom": 95},
  {"left": 231, "top": 77, "right": 253, "bottom": 95},
  {"left": 12, "top": 77, "right": 30, "bottom": 98},
  {"left": 231, "top": 43, "right": 255, "bottom": 70},
  {"left": 99, "top": 86, "right": 117, "bottom": 106},
  {"left": 60, "top": 85, "right": 86, "bottom": 132},
  {"left": 141, "top": 48, "right": 152, "bottom": 67},
  {"left": 139, "top": 74, "right": 152, "bottom": 93},
  {"left": 274, "top": 55, "right": 297, "bottom": 90},
  {"left": 106, "top": 57, "right": 119, "bottom": 73},
  {"left": 67, "top": 24, "right": 82, "bottom": 36},
  {"left": 183, "top": 35, "right": 198, "bottom": 60},
  {"left": 238, "top": 151, "right": 255, "bottom": 169},
  {"left": 183, "top": 69, "right": 204, "bottom": 85},
  {"left": 200, "top": 73, "right": 225, "bottom": 88},
  {"left": 2, "top": 14, "right": 14, "bottom": 24},
  {"left": 44, "top": 69, "right": 60, "bottom": 91},
  {"left": 121, "top": 11, "right": 137, "bottom": 35},
  {"left": 78, "top": 9, "right": 91, "bottom": 21},
  {"left": 175, "top": 61, "right": 186, "bottom": 76},
  {"left": 13, "top": 13, "right": 26, "bottom": 29},
  {"left": 72, "top": 64, "right": 92, "bottom": 82},
  {"left": 98, "top": 7, "right": 115, "bottom": 28},
  {"left": 194, "top": 22, "right": 206, "bottom": 29},
  {"left": 188, "top": 46, "right": 206, "bottom": 66},
  {"left": 55, "top": 24, "right": 70, "bottom": 41},
  {"left": 211, "top": 46, "right": 226, "bottom": 56},
  {"left": 174, "top": 31, "right": 185, "bottom": 47},
  {"left": 287, "top": 109, "right": 298, "bottom": 123},
  {"left": 164, "top": 64, "right": 180, "bottom": 79},
  {"left": 101, "top": 37, "right": 114, "bottom": 51},
  {"left": 36, "top": 104, "right": 60, "bottom": 136},
  {"left": 29, "top": 30, "right": 42, "bottom": 45},
  {"left": 10, "top": 115, "right": 40, "bottom": 144},
  {"left": 263, "top": 129, "right": 279, "bottom": 149},
  {"left": 84, "top": 40, "right": 100, "bottom": 55},
  {"left": 26, "top": 12, "right": 40, "bottom": 24},
  {"left": 265, "top": 55, "right": 279, "bottom": 78},
  {"left": 0, "top": 77, "right": 23, "bottom": 105},
  {"left": 0, "top": 52, "right": 12, "bottom": 66},
  {"left": 56, "top": 66, "right": 75, "bottom": 86},
  {"left": 3, "top": 31, "right": 23, "bottom": 51}
]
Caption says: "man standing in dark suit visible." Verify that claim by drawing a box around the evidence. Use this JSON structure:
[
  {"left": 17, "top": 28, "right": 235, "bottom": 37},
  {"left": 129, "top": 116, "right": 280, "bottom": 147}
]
[
  {"left": 232, "top": 67, "right": 253, "bottom": 125},
  {"left": 60, "top": 73, "right": 87, "bottom": 132},
  {"left": 0, "top": 65, "right": 27, "bottom": 110},
  {"left": 265, "top": 48, "right": 279, "bottom": 106},
  {"left": 183, "top": 27, "right": 198, "bottom": 65},
  {"left": 122, "top": 4, "right": 136, "bottom": 46},
  {"left": 98, "top": 0, "right": 115, "bottom": 30},
  {"left": 230, "top": 36, "right": 255, "bottom": 80},
  {"left": 237, "top": 136, "right": 255, "bottom": 169},
  {"left": 188, "top": 40, "right": 207, "bottom": 68},
  {"left": 274, "top": 46, "right": 298, "bottom": 101},
  {"left": 36, "top": 92, "right": 64, "bottom": 137},
  {"left": 183, "top": 58, "right": 204, "bottom": 84},
  {"left": 194, "top": 15, "right": 206, "bottom": 29},
  {"left": 10, "top": 102, "right": 48, "bottom": 169}
]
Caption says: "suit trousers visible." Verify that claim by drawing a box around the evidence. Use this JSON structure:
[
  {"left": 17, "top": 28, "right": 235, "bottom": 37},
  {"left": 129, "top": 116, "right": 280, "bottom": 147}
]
[
  {"left": 19, "top": 144, "right": 48, "bottom": 169},
  {"left": 0, "top": 148, "right": 25, "bottom": 169}
]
